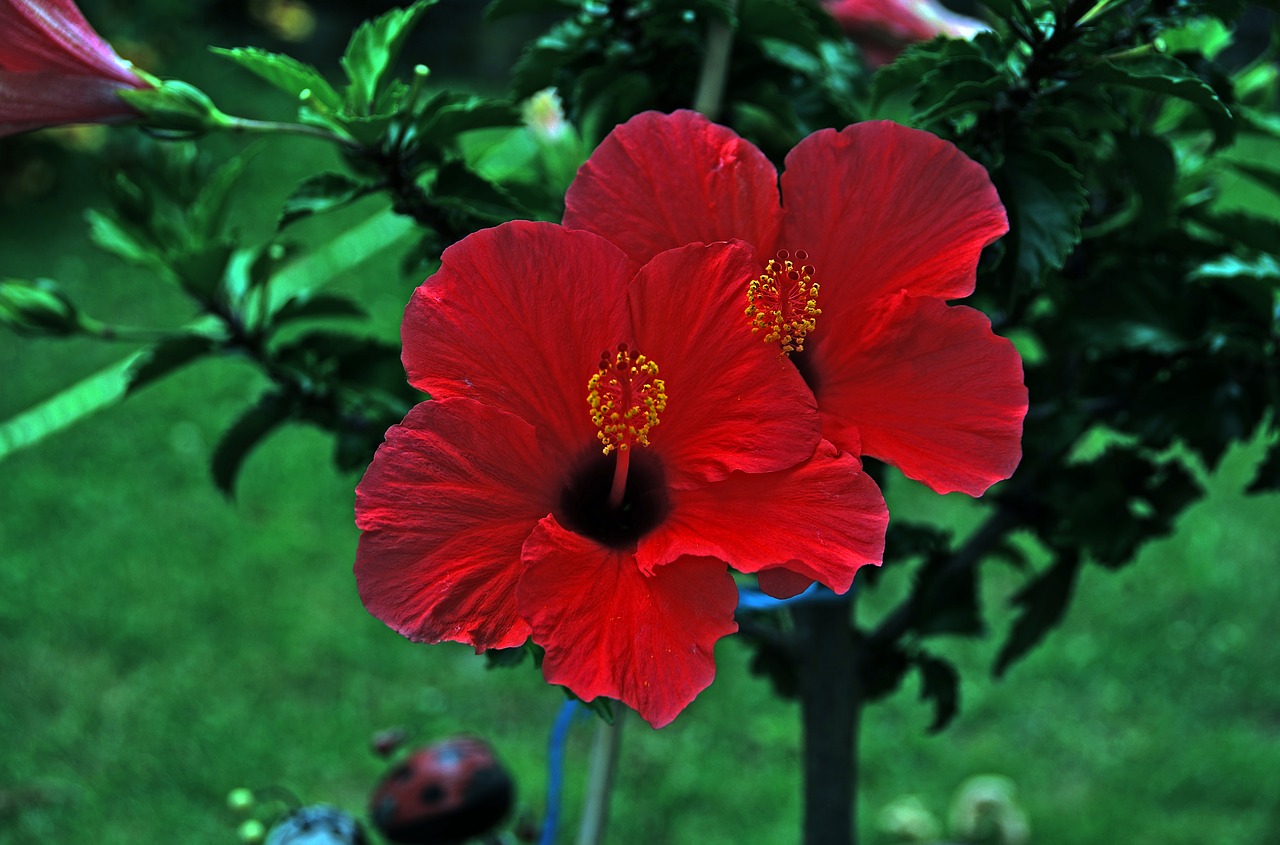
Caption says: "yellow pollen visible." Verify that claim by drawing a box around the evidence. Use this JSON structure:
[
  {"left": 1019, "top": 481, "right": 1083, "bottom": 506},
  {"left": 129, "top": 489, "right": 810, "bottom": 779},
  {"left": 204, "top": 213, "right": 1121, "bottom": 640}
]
[
  {"left": 745, "top": 248, "right": 821, "bottom": 355},
  {"left": 586, "top": 343, "right": 668, "bottom": 454}
]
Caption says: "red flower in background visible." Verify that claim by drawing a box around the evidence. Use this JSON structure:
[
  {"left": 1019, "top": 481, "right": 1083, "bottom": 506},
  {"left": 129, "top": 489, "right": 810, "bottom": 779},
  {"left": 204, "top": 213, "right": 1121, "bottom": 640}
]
[
  {"left": 824, "top": 0, "right": 988, "bottom": 67},
  {"left": 355, "top": 222, "right": 886, "bottom": 727},
  {"left": 0, "top": 0, "right": 152, "bottom": 137},
  {"left": 564, "top": 112, "right": 1026, "bottom": 592}
]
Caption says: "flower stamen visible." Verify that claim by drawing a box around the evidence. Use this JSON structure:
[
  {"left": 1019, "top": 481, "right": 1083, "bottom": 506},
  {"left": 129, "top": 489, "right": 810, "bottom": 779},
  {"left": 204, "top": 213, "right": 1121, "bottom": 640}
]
[
  {"left": 587, "top": 344, "right": 667, "bottom": 508},
  {"left": 746, "top": 249, "right": 821, "bottom": 355},
  {"left": 587, "top": 343, "right": 667, "bottom": 455}
]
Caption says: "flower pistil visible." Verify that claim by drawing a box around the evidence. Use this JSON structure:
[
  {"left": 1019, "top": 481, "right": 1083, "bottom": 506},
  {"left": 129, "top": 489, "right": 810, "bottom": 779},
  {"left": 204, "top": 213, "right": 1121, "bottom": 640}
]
[
  {"left": 746, "top": 249, "right": 821, "bottom": 355},
  {"left": 587, "top": 343, "right": 668, "bottom": 506}
]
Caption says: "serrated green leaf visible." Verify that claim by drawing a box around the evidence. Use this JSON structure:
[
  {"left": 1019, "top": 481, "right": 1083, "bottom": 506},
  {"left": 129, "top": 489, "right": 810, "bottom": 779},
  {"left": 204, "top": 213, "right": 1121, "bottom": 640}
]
[
  {"left": 1079, "top": 55, "right": 1235, "bottom": 149},
  {"left": 279, "top": 172, "right": 372, "bottom": 229},
  {"left": 127, "top": 334, "right": 219, "bottom": 395},
  {"left": 341, "top": 0, "right": 436, "bottom": 114},
  {"left": 996, "top": 150, "right": 1088, "bottom": 285},
  {"left": 994, "top": 552, "right": 1081, "bottom": 676},
  {"left": 213, "top": 391, "right": 293, "bottom": 496},
  {"left": 209, "top": 46, "right": 342, "bottom": 111},
  {"left": 871, "top": 38, "right": 988, "bottom": 110}
]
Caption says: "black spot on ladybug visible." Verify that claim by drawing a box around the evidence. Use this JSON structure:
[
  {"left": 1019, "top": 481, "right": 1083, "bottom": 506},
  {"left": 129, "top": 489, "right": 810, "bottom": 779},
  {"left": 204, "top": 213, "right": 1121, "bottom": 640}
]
[{"left": 419, "top": 784, "right": 446, "bottom": 806}]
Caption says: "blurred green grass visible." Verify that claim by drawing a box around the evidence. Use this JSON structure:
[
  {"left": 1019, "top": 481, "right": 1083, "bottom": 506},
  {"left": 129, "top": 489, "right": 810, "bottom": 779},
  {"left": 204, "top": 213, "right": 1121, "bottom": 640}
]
[{"left": 3, "top": 123, "right": 1280, "bottom": 845}]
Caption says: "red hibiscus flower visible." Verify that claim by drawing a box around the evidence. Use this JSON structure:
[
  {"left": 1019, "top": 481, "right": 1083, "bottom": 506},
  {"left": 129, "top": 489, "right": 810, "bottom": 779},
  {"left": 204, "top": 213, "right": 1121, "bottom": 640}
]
[
  {"left": 0, "top": 0, "right": 153, "bottom": 137},
  {"left": 355, "top": 221, "right": 887, "bottom": 727},
  {"left": 563, "top": 112, "right": 1026, "bottom": 545},
  {"left": 823, "top": 0, "right": 988, "bottom": 67}
]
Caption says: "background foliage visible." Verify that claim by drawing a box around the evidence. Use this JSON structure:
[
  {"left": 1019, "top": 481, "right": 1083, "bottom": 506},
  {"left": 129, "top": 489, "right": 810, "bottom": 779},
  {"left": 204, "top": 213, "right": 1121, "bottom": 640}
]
[{"left": 2, "top": 0, "right": 1279, "bottom": 842}]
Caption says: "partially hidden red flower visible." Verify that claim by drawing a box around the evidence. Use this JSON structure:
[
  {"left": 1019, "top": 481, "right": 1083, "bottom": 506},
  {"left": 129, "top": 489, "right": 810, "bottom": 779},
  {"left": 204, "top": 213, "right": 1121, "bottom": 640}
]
[
  {"left": 355, "top": 222, "right": 888, "bottom": 727},
  {"left": 0, "top": 0, "right": 153, "bottom": 137},
  {"left": 563, "top": 111, "right": 1027, "bottom": 597},
  {"left": 823, "top": 0, "right": 988, "bottom": 67}
]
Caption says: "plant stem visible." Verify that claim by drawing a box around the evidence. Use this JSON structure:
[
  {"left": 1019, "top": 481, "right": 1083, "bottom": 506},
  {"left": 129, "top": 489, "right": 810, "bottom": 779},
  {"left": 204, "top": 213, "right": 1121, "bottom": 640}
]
[
  {"left": 794, "top": 594, "right": 860, "bottom": 845},
  {"left": 576, "top": 708, "right": 625, "bottom": 845},
  {"left": 692, "top": 0, "right": 738, "bottom": 119}
]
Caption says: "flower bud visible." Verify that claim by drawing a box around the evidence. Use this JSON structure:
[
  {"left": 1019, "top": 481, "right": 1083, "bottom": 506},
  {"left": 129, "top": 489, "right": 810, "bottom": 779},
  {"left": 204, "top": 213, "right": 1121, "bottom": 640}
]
[{"left": 0, "top": 279, "right": 86, "bottom": 337}]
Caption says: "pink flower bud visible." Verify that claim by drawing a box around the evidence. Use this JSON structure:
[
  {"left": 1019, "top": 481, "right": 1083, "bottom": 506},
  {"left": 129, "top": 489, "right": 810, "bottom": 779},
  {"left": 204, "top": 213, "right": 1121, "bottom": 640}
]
[
  {"left": 823, "top": 0, "right": 988, "bottom": 67},
  {"left": 0, "top": 0, "right": 154, "bottom": 137}
]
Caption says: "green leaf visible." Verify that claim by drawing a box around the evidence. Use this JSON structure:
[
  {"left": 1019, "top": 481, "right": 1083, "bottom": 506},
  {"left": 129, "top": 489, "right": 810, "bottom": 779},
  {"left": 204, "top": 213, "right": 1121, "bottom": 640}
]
[
  {"left": 871, "top": 39, "right": 988, "bottom": 113},
  {"left": 279, "top": 172, "right": 372, "bottom": 229},
  {"left": 84, "top": 210, "right": 166, "bottom": 273},
  {"left": 0, "top": 354, "right": 138, "bottom": 460},
  {"left": 271, "top": 293, "right": 368, "bottom": 325},
  {"left": 484, "top": 0, "right": 579, "bottom": 21},
  {"left": 209, "top": 46, "right": 342, "bottom": 111},
  {"left": 1158, "top": 18, "right": 1233, "bottom": 60},
  {"left": 994, "top": 552, "right": 1082, "bottom": 676},
  {"left": 0, "top": 278, "right": 85, "bottom": 337},
  {"left": 212, "top": 391, "right": 293, "bottom": 496},
  {"left": 430, "top": 160, "right": 529, "bottom": 223},
  {"left": 1246, "top": 441, "right": 1280, "bottom": 495},
  {"left": 1229, "top": 161, "right": 1280, "bottom": 198},
  {"left": 915, "top": 652, "right": 960, "bottom": 733},
  {"left": 416, "top": 94, "right": 519, "bottom": 146},
  {"left": 1078, "top": 55, "right": 1235, "bottom": 150},
  {"left": 127, "top": 334, "right": 219, "bottom": 395},
  {"left": 739, "top": 0, "right": 823, "bottom": 53},
  {"left": 995, "top": 150, "right": 1088, "bottom": 285},
  {"left": 341, "top": 0, "right": 436, "bottom": 114}
]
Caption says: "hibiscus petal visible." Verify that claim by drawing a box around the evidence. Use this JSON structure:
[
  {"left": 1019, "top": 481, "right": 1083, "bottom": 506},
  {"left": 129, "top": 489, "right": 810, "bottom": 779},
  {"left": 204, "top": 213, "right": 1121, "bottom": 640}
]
[
  {"left": 757, "top": 567, "right": 816, "bottom": 599},
  {"left": 0, "top": 0, "right": 143, "bottom": 84},
  {"left": 629, "top": 241, "right": 821, "bottom": 486},
  {"left": 519, "top": 518, "right": 739, "bottom": 728},
  {"left": 780, "top": 121, "right": 1007, "bottom": 312},
  {"left": 636, "top": 441, "right": 887, "bottom": 593},
  {"left": 402, "top": 221, "right": 632, "bottom": 460},
  {"left": 563, "top": 110, "right": 783, "bottom": 267},
  {"left": 355, "top": 398, "right": 558, "bottom": 651},
  {"left": 813, "top": 292, "right": 1027, "bottom": 495},
  {"left": 0, "top": 70, "right": 137, "bottom": 136}
]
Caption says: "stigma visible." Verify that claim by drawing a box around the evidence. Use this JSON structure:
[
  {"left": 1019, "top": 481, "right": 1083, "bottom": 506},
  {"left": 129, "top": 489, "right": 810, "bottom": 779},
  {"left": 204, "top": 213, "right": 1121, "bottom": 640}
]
[
  {"left": 587, "top": 343, "right": 668, "bottom": 454},
  {"left": 746, "top": 249, "right": 821, "bottom": 355}
]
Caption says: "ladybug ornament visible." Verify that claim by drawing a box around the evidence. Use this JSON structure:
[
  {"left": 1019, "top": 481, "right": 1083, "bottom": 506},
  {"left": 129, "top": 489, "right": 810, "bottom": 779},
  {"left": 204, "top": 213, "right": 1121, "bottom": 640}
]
[
  {"left": 265, "top": 805, "right": 368, "bottom": 845},
  {"left": 370, "top": 736, "right": 515, "bottom": 845}
]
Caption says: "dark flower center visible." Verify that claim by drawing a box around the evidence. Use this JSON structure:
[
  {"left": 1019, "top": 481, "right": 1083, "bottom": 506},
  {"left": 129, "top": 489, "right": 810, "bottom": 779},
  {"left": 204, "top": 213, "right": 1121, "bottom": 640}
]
[
  {"left": 558, "top": 449, "right": 669, "bottom": 549},
  {"left": 790, "top": 346, "right": 821, "bottom": 395}
]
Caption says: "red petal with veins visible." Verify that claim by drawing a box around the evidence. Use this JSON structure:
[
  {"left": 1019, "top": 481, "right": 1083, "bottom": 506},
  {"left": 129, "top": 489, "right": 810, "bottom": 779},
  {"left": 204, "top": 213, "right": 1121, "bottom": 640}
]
[
  {"left": 355, "top": 399, "right": 556, "bottom": 651},
  {"left": 519, "top": 519, "right": 739, "bottom": 728},
  {"left": 629, "top": 241, "right": 821, "bottom": 487},
  {"left": 403, "top": 222, "right": 632, "bottom": 463},
  {"left": 563, "top": 109, "right": 782, "bottom": 267},
  {"left": 636, "top": 441, "right": 887, "bottom": 593},
  {"left": 812, "top": 292, "right": 1026, "bottom": 495},
  {"left": 0, "top": 69, "right": 139, "bottom": 135},
  {"left": 0, "top": 0, "right": 143, "bottom": 83},
  {"left": 780, "top": 121, "right": 1008, "bottom": 311}
]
